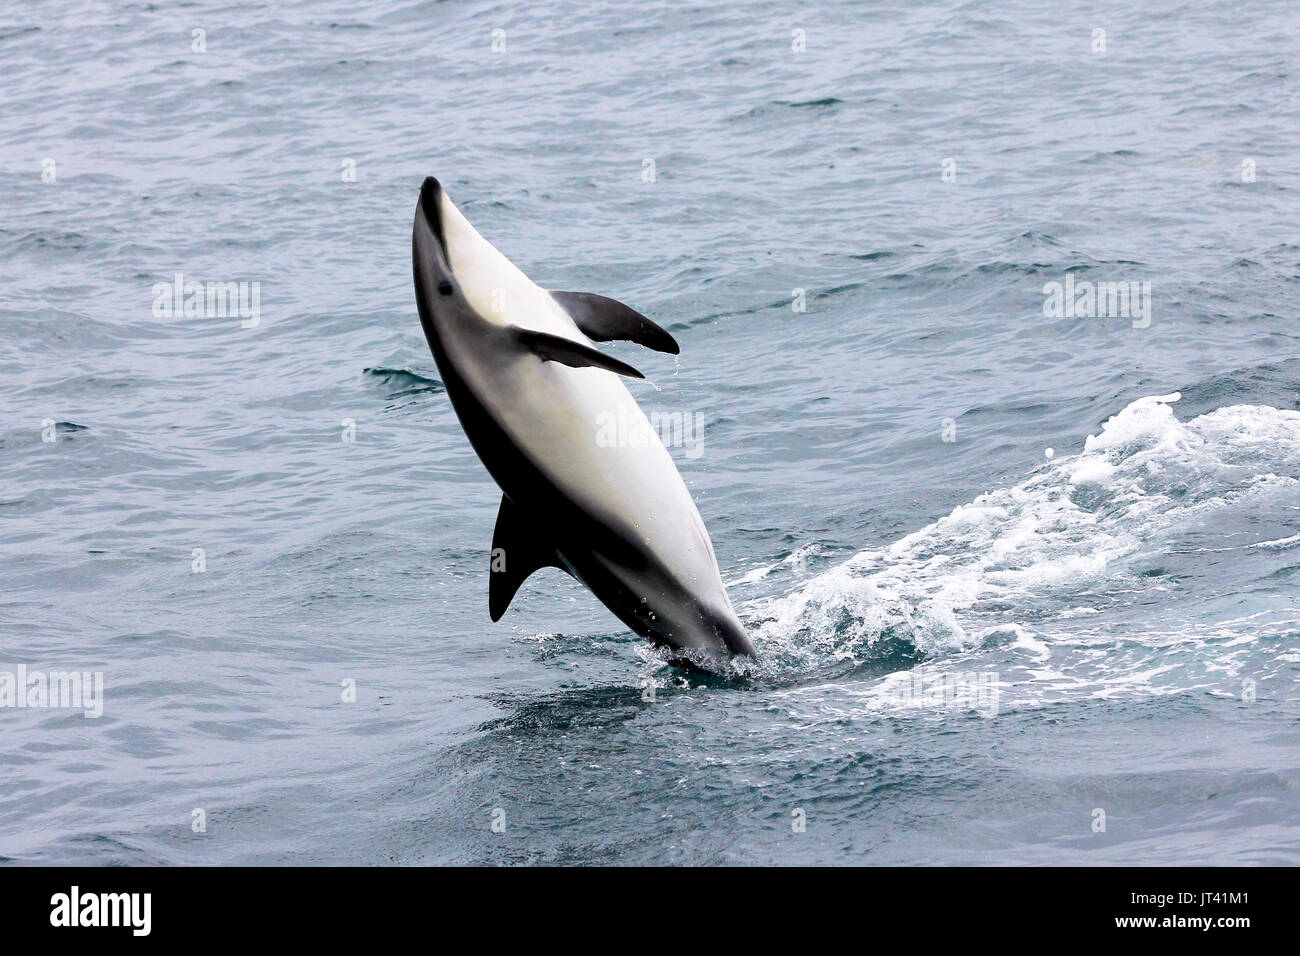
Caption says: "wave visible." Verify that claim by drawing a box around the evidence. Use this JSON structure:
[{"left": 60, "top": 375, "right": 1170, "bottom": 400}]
[
  {"left": 362, "top": 366, "right": 444, "bottom": 397},
  {"left": 726, "top": 393, "right": 1300, "bottom": 694}
]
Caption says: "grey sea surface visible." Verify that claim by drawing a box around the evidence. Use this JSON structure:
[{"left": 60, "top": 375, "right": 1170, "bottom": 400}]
[{"left": 2, "top": 0, "right": 1299, "bottom": 864}]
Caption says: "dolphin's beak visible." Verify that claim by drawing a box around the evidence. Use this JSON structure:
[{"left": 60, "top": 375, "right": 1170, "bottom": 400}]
[
  {"left": 414, "top": 177, "right": 456, "bottom": 299},
  {"left": 417, "top": 176, "right": 448, "bottom": 261}
]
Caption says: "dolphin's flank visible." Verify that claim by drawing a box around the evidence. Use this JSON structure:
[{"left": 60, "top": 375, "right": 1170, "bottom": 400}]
[{"left": 411, "top": 176, "right": 755, "bottom": 660}]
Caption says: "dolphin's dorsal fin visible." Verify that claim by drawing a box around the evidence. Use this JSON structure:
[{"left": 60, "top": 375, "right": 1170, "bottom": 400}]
[
  {"left": 513, "top": 328, "right": 646, "bottom": 379},
  {"left": 489, "top": 495, "right": 566, "bottom": 621},
  {"left": 551, "top": 291, "right": 680, "bottom": 355}
]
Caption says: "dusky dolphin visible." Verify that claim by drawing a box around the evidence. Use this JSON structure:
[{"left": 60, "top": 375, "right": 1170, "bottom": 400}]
[{"left": 411, "top": 177, "right": 756, "bottom": 661}]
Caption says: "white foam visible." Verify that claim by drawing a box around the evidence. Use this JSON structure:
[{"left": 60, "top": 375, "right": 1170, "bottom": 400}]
[{"left": 741, "top": 393, "right": 1300, "bottom": 695}]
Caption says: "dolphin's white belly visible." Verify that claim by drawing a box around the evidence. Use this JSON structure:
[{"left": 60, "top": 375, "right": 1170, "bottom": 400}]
[
  {"left": 436, "top": 207, "right": 722, "bottom": 592},
  {"left": 469, "top": 346, "right": 721, "bottom": 593}
]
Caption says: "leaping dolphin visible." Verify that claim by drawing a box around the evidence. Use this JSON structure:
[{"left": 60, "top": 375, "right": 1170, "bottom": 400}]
[{"left": 411, "top": 177, "right": 756, "bottom": 661}]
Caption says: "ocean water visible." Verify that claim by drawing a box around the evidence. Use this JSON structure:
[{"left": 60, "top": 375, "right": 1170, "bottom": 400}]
[{"left": 2, "top": 0, "right": 1299, "bottom": 865}]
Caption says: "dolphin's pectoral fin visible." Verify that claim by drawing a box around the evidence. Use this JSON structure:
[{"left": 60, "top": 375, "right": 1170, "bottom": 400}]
[
  {"left": 489, "top": 494, "right": 566, "bottom": 621},
  {"left": 550, "top": 291, "right": 680, "bottom": 355},
  {"left": 512, "top": 328, "right": 646, "bottom": 380}
]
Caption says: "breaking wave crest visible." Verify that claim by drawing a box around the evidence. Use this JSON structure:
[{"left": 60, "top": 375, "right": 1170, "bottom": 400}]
[{"left": 731, "top": 393, "right": 1300, "bottom": 687}]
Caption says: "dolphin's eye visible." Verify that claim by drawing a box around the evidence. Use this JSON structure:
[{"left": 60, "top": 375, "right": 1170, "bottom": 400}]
[{"left": 437, "top": 281, "right": 453, "bottom": 296}]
